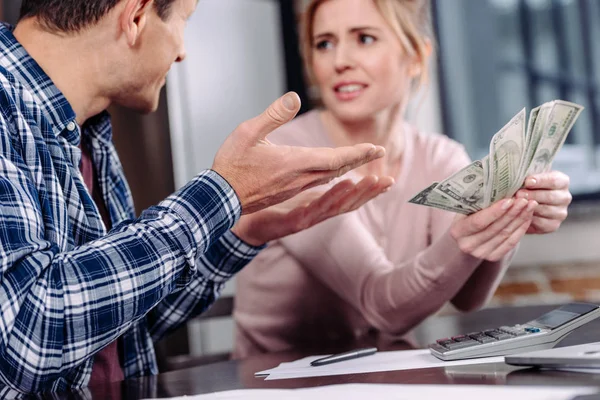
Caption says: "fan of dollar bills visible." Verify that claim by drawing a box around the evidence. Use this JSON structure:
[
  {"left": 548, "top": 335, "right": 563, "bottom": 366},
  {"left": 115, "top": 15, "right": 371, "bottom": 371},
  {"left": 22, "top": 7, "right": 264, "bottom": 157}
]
[{"left": 409, "top": 100, "right": 584, "bottom": 215}]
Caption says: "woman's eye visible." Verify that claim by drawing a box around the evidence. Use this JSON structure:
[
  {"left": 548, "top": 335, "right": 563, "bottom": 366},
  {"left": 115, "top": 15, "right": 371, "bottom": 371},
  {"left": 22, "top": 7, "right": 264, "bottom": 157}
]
[
  {"left": 359, "top": 34, "right": 376, "bottom": 45},
  {"left": 315, "top": 40, "right": 333, "bottom": 50}
]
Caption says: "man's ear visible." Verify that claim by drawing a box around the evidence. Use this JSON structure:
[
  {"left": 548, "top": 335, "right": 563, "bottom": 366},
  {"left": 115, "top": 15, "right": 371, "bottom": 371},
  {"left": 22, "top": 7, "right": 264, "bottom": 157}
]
[{"left": 120, "top": 0, "right": 154, "bottom": 47}]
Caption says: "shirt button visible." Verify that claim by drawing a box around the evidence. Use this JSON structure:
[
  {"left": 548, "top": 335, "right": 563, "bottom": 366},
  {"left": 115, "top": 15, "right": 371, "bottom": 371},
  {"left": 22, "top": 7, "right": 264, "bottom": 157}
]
[{"left": 66, "top": 121, "right": 76, "bottom": 131}]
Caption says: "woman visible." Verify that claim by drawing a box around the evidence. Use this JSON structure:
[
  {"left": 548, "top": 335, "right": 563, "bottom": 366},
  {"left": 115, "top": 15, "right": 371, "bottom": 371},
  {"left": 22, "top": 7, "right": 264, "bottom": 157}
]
[{"left": 232, "top": 0, "right": 572, "bottom": 358}]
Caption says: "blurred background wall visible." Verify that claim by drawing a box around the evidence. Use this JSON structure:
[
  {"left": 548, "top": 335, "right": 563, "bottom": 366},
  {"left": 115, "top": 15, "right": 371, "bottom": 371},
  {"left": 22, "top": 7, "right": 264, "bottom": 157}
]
[{"left": 2, "top": 0, "right": 600, "bottom": 360}]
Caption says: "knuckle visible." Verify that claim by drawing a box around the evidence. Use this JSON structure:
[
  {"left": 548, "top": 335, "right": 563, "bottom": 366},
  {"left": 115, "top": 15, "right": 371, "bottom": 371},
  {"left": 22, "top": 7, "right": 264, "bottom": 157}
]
[
  {"left": 472, "top": 249, "right": 486, "bottom": 259},
  {"left": 500, "top": 226, "right": 513, "bottom": 238},
  {"left": 487, "top": 254, "right": 501, "bottom": 262},
  {"left": 458, "top": 241, "right": 475, "bottom": 254},
  {"left": 450, "top": 226, "right": 461, "bottom": 240},
  {"left": 506, "top": 236, "right": 520, "bottom": 249},
  {"left": 558, "top": 209, "right": 568, "bottom": 221},
  {"left": 237, "top": 120, "right": 253, "bottom": 135},
  {"left": 548, "top": 221, "right": 561, "bottom": 232},
  {"left": 473, "top": 217, "right": 487, "bottom": 232},
  {"left": 565, "top": 191, "right": 573, "bottom": 204},
  {"left": 266, "top": 106, "right": 288, "bottom": 125}
]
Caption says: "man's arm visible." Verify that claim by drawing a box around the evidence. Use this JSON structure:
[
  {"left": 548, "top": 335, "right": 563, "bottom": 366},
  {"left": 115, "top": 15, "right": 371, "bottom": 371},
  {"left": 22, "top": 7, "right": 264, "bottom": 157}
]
[
  {"left": 147, "top": 230, "right": 260, "bottom": 342},
  {"left": 0, "top": 91, "right": 389, "bottom": 393},
  {"left": 0, "top": 140, "right": 240, "bottom": 393}
]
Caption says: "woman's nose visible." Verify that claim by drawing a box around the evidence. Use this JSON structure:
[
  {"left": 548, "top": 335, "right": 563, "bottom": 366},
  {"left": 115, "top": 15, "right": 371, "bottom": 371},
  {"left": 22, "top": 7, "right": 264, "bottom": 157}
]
[{"left": 334, "top": 43, "right": 355, "bottom": 73}]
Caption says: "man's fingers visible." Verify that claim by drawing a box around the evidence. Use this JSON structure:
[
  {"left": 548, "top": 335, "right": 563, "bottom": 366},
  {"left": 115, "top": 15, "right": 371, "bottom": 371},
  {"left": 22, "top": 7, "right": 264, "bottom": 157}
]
[
  {"left": 524, "top": 171, "right": 570, "bottom": 190},
  {"left": 516, "top": 188, "right": 572, "bottom": 206},
  {"left": 241, "top": 92, "right": 301, "bottom": 142},
  {"left": 300, "top": 144, "right": 386, "bottom": 173}
]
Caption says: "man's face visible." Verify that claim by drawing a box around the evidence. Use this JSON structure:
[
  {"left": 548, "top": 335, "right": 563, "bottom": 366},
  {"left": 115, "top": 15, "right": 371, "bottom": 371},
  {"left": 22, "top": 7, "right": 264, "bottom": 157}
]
[{"left": 113, "top": 0, "right": 196, "bottom": 113}]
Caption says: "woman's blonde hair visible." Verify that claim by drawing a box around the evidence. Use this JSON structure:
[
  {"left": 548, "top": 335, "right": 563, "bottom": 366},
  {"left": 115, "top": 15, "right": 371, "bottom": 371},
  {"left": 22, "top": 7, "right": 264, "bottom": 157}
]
[{"left": 300, "top": 0, "right": 433, "bottom": 95}]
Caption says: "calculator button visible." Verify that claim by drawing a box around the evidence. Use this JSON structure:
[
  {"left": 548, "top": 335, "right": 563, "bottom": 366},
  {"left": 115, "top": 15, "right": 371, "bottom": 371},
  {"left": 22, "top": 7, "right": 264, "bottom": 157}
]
[
  {"left": 484, "top": 329, "right": 514, "bottom": 341},
  {"left": 429, "top": 343, "right": 450, "bottom": 353},
  {"left": 445, "top": 340, "right": 479, "bottom": 350},
  {"left": 469, "top": 333, "right": 497, "bottom": 344},
  {"left": 499, "top": 326, "right": 517, "bottom": 334},
  {"left": 525, "top": 327, "right": 541, "bottom": 333},
  {"left": 451, "top": 335, "right": 472, "bottom": 342},
  {"left": 512, "top": 329, "right": 528, "bottom": 336},
  {"left": 436, "top": 338, "right": 454, "bottom": 347}
]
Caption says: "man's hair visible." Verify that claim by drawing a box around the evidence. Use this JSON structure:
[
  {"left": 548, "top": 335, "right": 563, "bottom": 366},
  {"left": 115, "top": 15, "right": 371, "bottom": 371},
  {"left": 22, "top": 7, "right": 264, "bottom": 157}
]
[{"left": 19, "top": 0, "right": 178, "bottom": 33}]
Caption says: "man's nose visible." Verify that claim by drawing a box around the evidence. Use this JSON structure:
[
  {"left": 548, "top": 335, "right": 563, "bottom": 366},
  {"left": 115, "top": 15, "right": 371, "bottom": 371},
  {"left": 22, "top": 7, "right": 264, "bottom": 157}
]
[{"left": 175, "top": 48, "right": 187, "bottom": 63}]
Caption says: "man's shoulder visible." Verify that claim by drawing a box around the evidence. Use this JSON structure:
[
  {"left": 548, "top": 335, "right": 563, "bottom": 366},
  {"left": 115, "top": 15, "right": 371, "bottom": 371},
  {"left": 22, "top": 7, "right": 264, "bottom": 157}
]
[
  {"left": 0, "top": 65, "right": 30, "bottom": 120},
  {"left": 0, "top": 66, "right": 44, "bottom": 156}
]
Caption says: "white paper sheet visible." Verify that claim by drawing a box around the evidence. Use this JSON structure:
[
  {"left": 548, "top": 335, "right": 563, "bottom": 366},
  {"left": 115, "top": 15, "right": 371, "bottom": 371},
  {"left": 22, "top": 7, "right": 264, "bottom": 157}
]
[
  {"left": 255, "top": 349, "right": 504, "bottom": 380},
  {"left": 555, "top": 368, "right": 600, "bottom": 374},
  {"left": 154, "top": 383, "right": 597, "bottom": 400}
]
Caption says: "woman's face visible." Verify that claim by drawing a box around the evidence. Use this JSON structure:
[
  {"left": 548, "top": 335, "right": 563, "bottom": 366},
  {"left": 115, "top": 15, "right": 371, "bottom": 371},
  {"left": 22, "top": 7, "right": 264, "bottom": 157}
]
[{"left": 311, "top": 0, "right": 417, "bottom": 122}]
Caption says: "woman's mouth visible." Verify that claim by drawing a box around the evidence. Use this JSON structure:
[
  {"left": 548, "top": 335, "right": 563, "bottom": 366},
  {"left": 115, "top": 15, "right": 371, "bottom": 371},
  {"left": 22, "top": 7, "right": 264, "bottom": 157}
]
[{"left": 333, "top": 83, "right": 367, "bottom": 101}]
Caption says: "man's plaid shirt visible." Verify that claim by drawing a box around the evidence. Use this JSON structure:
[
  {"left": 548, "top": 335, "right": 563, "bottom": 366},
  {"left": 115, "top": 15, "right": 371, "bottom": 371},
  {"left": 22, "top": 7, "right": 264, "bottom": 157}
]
[{"left": 0, "top": 24, "right": 260, "bottom": 397}]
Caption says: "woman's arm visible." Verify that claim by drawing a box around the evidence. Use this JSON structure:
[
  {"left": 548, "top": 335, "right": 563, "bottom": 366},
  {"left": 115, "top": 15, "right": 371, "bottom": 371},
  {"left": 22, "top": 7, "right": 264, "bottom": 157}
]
[
  {"left": 426, "top": 145, "right": 517, "bottom": 312},
  {"left": 279, "top": 213, "right": 484, "bottom": 335}
]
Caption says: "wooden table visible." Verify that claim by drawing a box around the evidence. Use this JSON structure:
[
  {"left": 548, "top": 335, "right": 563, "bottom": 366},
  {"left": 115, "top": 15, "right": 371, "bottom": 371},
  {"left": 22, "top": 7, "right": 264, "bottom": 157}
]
[{"left": 40, "top": 304, "right": 600, "bottom": 399}]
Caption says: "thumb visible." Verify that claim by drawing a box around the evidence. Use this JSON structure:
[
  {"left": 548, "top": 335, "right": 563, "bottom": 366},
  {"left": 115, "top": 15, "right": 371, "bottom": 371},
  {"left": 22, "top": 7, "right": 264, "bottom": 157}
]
[{"left": 244, "top": 92, "right": 301, "bottom": 141}]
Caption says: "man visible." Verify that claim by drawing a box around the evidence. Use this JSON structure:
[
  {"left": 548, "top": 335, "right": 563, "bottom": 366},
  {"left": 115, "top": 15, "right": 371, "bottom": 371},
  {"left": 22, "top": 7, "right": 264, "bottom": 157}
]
[{"left": 0, "top": 0, "right": 393, "bottom": 395}]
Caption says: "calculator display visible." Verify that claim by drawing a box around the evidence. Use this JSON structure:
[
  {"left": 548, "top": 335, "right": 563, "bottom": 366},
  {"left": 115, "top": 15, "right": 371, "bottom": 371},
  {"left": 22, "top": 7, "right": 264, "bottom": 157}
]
[
  {"left": 528, "top": 303, "right": 597, "bottom": 330},
  {"left": 530, "top": 310, "right": 580, "bottom": 329}
]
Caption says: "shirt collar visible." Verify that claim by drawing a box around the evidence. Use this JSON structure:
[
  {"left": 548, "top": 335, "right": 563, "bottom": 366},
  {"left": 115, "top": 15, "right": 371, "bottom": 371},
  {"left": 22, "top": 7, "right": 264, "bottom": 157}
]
[{"left": 0, "top": 23, "right": 80, "bottom": 144}]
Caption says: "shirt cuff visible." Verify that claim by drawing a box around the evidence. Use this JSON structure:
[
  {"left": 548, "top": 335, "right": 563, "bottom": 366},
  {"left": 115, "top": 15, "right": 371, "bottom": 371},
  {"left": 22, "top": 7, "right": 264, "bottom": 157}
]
[{"left": 159, "top": 170, "right": 241, "bottom": 251}]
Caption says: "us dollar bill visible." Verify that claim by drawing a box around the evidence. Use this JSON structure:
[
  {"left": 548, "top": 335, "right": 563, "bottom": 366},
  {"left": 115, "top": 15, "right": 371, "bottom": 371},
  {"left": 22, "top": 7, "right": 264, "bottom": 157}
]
[
  {"left": 408, "top": 182, "right": 473, "bottom": 215},
  {"left": 524, "top": 100, "right": 584, "bottom": 177},
  {"left": 517, "top": 102, "right": 553, "bottom": 182},
  {"left": 510, "top": 106, "right": 541, "bottom": 193},
  {"left": 487, "top": 108, "right": 526, "bottom": 205},
  {"left": 408, "top": 99, "right": 583, "bottom": 214},
  {"left": 433, "top": 160, "right": 484, "bottom": 212}
]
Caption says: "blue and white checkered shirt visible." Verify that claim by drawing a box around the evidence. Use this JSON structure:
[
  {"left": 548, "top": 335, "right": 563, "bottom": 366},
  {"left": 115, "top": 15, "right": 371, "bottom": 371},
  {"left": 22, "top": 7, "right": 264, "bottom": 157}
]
[{"left": 0, "top": 24, "right": 261, "bottom": 397}]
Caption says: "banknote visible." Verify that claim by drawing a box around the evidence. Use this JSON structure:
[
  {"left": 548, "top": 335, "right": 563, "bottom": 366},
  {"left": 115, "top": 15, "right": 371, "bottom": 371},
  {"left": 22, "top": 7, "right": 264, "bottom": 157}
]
[
  {"left": 434, "top": 160, "right": 484, "bottom": 211},
  {"left": 408, "top": 182, "right": 473, "bottom": 215},
  {"left": 408, "top": 99, "right": 584, "bottom": 215},
  {"left": 486, "top": 108, "right": 526, "bottom": 206},
  {"left": 524, "top": 100, "right": 584, "bottom": 177}
]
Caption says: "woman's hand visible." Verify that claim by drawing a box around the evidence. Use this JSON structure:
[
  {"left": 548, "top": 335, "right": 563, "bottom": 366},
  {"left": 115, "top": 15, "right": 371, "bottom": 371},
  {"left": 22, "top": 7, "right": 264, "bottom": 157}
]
[
  {"left": 450, "top": 198, "right": 537, "bottom": 262},
  {"left": 516, "top": 171, "right": 572, "bottom": 235}
]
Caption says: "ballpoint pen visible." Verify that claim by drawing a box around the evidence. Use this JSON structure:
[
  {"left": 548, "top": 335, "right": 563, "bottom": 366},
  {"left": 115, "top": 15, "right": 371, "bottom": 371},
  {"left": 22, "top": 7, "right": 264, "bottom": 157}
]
[{"left": 310, "top": 347, "right": 378, "bottom": 367}]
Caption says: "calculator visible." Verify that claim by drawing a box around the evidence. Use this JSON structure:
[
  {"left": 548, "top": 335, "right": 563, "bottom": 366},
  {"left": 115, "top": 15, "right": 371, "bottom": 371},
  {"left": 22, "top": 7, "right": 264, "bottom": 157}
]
[{"left": 429, "top": 302, "right": 600, "bottom": 361}]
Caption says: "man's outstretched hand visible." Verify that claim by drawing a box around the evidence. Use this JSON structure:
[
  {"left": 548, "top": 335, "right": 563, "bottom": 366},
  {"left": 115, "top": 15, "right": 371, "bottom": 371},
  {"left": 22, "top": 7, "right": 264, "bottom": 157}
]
[
  {"left": 231, "top": 175, "right": 395, "bottom": 246},
  {"left": 212, "top": 92, "right": 386, "bottom": 215}
]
